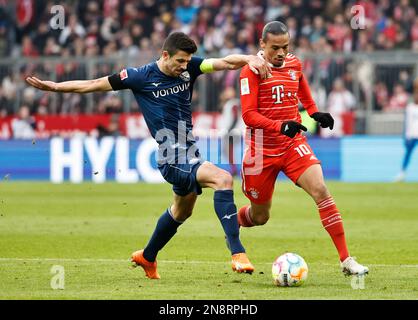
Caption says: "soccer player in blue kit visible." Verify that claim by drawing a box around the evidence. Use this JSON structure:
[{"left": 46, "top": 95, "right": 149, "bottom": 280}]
[{"left": 26, "top": 32, "right": 271, "bottom": 279}]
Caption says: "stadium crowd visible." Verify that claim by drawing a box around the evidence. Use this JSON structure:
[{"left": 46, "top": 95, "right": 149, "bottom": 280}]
[{"left": 1, "top": 0, "right": 418, "bottom": 127}]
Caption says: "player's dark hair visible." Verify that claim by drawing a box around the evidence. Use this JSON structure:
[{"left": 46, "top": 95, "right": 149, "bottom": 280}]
[
  {"left": 162, "top": 32, "right": 197, "bottom": 56},
  {"left": 262, "top": 21, "right": 289, "bottom": 41}
]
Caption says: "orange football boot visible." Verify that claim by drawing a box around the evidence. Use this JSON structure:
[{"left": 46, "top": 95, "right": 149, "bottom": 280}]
[
  {"left": 131, "top": 249, "right": 161, "bottom": 279},
  {"left": 231, "top": 253, "right": 254, "bottom": 274}
]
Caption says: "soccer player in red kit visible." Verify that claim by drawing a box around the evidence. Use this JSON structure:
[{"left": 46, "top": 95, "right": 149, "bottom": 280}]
[{"left": 237, "top": 21, "right": 368, "bottom": 276}]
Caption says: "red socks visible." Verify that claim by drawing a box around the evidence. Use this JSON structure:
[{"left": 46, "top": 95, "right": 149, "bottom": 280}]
[
  {"left": 239, "top": 197, "right": 350, "bottom": 262},
  {"left": 238, "top": 205, "right": 255, "bottom": 227},
  {"left": 317, "top": 197, "right": 349, "bottom": 262}
]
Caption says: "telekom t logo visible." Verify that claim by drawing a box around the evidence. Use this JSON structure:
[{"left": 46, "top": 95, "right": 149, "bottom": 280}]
[{"left": 272, "top": 85, "right": 284, "bottom": 104}]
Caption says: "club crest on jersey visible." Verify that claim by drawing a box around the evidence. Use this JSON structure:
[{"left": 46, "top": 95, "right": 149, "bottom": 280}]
[
  {"left": 120, "top": 69, "right": 128, "bottom": 80},
  {"left": 288, "top": 70, "right": 296, "bottom": 80},
  {"left": 248, "top": 188, "right": 259, "bottom": 199},
  {"left": 180, "top": 71, "right": 190, "bottom": 82}
]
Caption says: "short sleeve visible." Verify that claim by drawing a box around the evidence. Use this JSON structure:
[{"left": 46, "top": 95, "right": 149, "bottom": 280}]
[{"left": 109, "top": 67, "right": 144, "bottom": 91}]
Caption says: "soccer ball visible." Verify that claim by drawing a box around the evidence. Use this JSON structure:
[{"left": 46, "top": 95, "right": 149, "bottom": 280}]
[{"left": 272, "top": 253, "right": 308, "bottom": 287}]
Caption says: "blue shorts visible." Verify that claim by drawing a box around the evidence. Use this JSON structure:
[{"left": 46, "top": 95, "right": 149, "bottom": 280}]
[{"left": 158, "top": 161, "right": 203, "bottom": 196}]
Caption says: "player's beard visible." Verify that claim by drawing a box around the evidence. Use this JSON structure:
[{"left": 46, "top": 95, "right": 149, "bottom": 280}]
[{"left": 273, "top": 57, "right": 285, "bottom": 67}]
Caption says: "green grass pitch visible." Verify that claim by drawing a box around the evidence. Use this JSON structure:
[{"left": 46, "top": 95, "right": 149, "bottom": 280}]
[{"left": 0, "top": 181, "right": 417, "bottom": 300}]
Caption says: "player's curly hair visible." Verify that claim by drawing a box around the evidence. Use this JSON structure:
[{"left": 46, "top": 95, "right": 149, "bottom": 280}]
[
  {"left": 162, "top": 32, "right": 197, "bottom": 56},
  {"left": 262, "top": 21, "right": 289, "bottom": 41}
]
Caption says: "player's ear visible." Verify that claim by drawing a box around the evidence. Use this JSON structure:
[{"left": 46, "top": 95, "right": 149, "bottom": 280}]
[
  {"left": 161, "top": 50, "right": 170, "bottom": 61},
  {"left": 259, "top": 38, "right": 265, "bottom": 50}
]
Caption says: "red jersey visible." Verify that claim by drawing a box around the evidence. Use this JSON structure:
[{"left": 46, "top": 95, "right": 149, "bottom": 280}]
[{"left": 240, "top": 53, "right": 318, "bottom": 156}]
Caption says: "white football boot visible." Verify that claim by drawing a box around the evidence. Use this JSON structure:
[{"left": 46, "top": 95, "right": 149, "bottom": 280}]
[{"left": 341, "top": 257, "right": 369, "bottom": 276}]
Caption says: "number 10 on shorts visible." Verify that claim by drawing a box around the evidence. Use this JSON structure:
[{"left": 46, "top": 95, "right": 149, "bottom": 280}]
[{"left": 294, "top": 144, "right": 312, "bottom": 157}]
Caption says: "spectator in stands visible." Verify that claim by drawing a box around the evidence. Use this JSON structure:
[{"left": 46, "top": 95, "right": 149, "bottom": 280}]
[
  {"left": 309, "top": 16, "right": 326, "bottom": 45},
  {"left": 300, "top": 16, "right": 313, "bottom": 39},
  {"left": 21, "top": 35, "right": 39, "bottom": 57},
  {"left": 0, "top": 86, "right": 13, "bottom": 117},
  {"left": 327, "top": 14, "right": 352, "bottom": 52},
  {"left": 59, "top": 14, "right": 86, "bottom": 46},
  {"left": 356, "top": 59, "right": 374, "bottom": 104},
  {"left": 323, "top": 78, "right": 356, "bottom": 137},
  {"left": 399, "top": 70, "right": 415, "bottom": 93},
  {"left": 97, "top": 114, "right": 121, "bottom": 138},
  {"left": 33, "top": 20, "right": 52, "bottom": 54},
  {"left": 386, "top": 84, "right": 410, "bottom": 112},
  {"left": 1, "top": 74, "right": 17, "bottom": 112},
  {"left": 374, "top": 81, "right": 389, "bottom": 111},
  {"left": 100, "top": 9, "right": 121, "bottom": 43},
  {"left": 286, "top": 17, "right": 298, "bottom": 40},
  {"left": 393, "top": 0, "right": 416, "bottom": 31},
  {"left": 43, "top": 36, "right": 61, "bottom": 56},
  {"left": 21, "top": 87, "right": 38, "bottom": 114},
  {"left": 323, "top": 0, "right": 344, "bottom": 22},
  {"left": 264, "top": 0, "right": 283, "bottom": 21},
  {"left": 1, "top": 0, "right": 418, "bottom": 120},
  {"left": 395, "top": 25, "right": 410, "bottom": 49},
  {"left": 81, "top": 0, "right": 102, "bottom": 27},
  {"left": 98, "top": 93, "right": 123, "bottom": 114},
  {"left": 382, "top": 17, "right": 397, "bottom": 48},
  {"left": 175, "top": 0, "right": 198, "bottom": 26},
  {"left": 11, "top": 105, "right": 36, "bottom": 139},
  {"left": 0, "top": 22, "right": 9, "bottom": 57},
  {"left": 130, "top": 23, "right": 145, "bottom": 45},
  {"left": 118, "top": 31, "right": 140, "bottom": 58},
  {"left": 411, "top": 16, "right": 418, "bottom": 45},
  {"left": 60, "top": 92, "right": 84, "bottom": 114}
]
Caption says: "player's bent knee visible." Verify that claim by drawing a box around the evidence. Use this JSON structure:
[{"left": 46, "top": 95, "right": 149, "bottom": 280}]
[
  {"left": 310, "top": 183, "right": 330, "bottom": 202},
  {"left": 252, "top": 216, "right": 270, "bottom": 226},
  {"left": 171, "top": 206, "right": 193, "bottom": 221},
  {"left": 213, "top": 171, "right": 234, "bottom": 190},
  {"left": 175, "top": 211, "right": 193, "bottom": 221},
  {"left": 252, "top": 212, "right": 270, "bottom": 226}
]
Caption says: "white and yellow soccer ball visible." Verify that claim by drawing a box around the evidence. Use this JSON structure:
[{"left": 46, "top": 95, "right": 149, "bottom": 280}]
[{"left": 272, "top": 253, "right": 308, "bottom": 287}]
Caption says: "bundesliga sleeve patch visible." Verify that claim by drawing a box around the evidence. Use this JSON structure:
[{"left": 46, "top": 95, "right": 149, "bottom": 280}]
[
  {"left": 120, "top": 69, "right": 128, "bottom": 80},
  {"left": 240, "top": 78, "right": 250, "bottom": 95}
]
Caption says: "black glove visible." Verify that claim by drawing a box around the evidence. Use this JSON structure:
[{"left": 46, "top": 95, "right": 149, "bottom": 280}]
[
  {"left": 311, "top": 112, "right": 334, "bottom": 130},
  {"left": 280, "top": 121, "right": 307, "bottom": 138}
]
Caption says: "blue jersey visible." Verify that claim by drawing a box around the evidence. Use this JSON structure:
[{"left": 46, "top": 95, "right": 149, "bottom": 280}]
[{"left": 114, "top": 57, "right": 205, "bottom": 164}]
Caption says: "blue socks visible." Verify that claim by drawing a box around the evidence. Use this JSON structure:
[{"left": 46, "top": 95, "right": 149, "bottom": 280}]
[
  {"left": 143, "top": 208, "right": 182, "bottom": 262},
  {"left": 214, "top": 190, "right": 245, "bottom": 255},
  {"left": 143, "top": 190, "right": 245, "bottom": 262}
]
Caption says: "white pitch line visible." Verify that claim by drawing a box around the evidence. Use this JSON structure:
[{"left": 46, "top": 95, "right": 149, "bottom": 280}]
[
  {"left": 0, "top": 257, "right": 131, "bottom": 263},
  {"left": 0, "top": 258, "right": 417, "bottom": 268}
]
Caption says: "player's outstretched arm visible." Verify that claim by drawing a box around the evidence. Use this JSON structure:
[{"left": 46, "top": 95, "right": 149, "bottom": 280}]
[
  {"left": 26, "top": 76, "right": 113, "bottom": 93},
  {"left": 207, "top": 55, "right": 272, "bottom": 79}
]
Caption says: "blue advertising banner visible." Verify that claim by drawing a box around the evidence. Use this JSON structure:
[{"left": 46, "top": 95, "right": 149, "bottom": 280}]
[
  {"left": 342, "top": 136, "right": 418, "bottom": 182},
  {"left": 1, "top": 136, "right": 416, "bottom": 182}
]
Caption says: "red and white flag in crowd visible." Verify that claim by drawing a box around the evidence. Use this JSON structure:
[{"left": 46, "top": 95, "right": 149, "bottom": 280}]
[{"left": 16, "top": 0, "right": 34, "bottom": 28}]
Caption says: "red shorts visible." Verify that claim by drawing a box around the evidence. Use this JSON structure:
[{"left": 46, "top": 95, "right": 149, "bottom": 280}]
[{"left": 241, "top": 139, "right": 321, "bottom": 204}]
